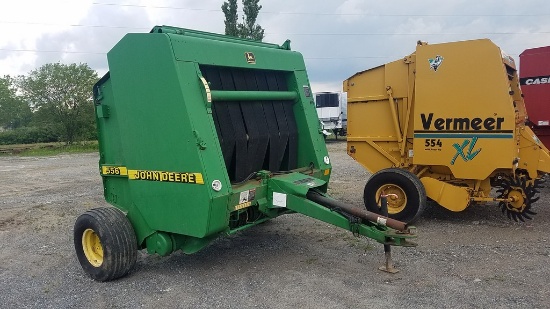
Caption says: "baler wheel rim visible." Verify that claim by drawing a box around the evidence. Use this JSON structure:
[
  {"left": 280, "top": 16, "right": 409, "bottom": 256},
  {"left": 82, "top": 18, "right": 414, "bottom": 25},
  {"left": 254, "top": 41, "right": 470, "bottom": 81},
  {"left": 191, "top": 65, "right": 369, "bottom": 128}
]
[
  {"left": 82, "top": 228, "right": 104, "bottom": 267},
  {"left": 375, "top": 184, "right": 407, "bottom": 214}
]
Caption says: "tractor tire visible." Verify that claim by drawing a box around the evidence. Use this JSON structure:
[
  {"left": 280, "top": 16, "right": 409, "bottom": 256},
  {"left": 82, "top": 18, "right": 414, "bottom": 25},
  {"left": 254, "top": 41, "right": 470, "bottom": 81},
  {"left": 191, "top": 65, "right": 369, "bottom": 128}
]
[
  {"left": 74, "top": 207, "right": 137, "bottom": 281},
  {"left": 363, "top": 168, "right": 426, "bottom": 224}
]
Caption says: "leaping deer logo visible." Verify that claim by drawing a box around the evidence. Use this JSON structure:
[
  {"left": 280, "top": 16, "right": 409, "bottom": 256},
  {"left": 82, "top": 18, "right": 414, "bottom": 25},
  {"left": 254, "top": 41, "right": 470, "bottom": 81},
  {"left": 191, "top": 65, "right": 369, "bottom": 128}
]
[
  {"left": 245, "top": 52, "right": 256, "bottom": 64},
  {"left": 429, "top": 55, "right": 444, "bottom": 71}
]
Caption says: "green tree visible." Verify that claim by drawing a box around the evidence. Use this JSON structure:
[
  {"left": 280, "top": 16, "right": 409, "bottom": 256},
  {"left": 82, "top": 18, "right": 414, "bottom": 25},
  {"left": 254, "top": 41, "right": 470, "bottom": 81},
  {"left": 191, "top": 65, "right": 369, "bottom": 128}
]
[
  {"left": 222, "top": 0, "right": 239, "bottom": 37},
  {"left": 18, "top": 63, "right": 98, "bottom": 144},
  {"left": 238, "top": 0, "right": 264, "bottom": 40},
  {"left": 222, "top": 0, "right": 265, "bottom": 41},
  {"left": 0, "top": 75, "right": 32, "bottom": 129}
]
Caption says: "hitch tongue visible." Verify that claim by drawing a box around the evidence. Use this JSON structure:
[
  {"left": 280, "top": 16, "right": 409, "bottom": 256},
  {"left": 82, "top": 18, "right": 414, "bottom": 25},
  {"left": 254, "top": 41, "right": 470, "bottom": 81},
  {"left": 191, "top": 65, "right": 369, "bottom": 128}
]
[{"left": 305, "top": 191, "right": 409, "bottom": 232}]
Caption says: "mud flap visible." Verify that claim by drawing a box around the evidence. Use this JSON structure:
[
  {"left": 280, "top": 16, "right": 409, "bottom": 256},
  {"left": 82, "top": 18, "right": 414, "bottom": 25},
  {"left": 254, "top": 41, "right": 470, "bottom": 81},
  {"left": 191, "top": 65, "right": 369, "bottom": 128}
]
[{"left": 420, "top": 177, "right": 470, "bottom": 212}]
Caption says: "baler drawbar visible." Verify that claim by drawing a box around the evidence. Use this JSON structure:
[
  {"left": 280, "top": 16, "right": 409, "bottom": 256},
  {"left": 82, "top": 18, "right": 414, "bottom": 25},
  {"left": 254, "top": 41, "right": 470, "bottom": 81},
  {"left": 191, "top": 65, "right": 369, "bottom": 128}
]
[{"left": 73, "top": 26, "right": 417, "bottom": 281}]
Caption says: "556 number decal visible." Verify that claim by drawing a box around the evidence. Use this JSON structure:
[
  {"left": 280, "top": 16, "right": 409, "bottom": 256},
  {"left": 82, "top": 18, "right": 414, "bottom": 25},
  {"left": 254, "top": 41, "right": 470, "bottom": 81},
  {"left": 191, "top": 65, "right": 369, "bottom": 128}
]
[
  {"left": 101, "top": 165, "right": 128, "bottom": 176},
  {"left": 425, "top": 139, "right": 442, "bottom": 148}
]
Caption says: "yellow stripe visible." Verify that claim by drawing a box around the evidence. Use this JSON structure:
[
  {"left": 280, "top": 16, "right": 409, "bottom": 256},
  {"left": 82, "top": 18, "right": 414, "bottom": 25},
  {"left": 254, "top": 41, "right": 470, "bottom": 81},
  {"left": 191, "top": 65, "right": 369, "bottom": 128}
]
[
  {"left": 127, "top": 169, "right": 139, "bottom": 180},
  {"left": 101, "top": 166, "right": 204, "bottom": 185},
  {"left": 194, "top": 173, "right": 204, "bottom": 184}
]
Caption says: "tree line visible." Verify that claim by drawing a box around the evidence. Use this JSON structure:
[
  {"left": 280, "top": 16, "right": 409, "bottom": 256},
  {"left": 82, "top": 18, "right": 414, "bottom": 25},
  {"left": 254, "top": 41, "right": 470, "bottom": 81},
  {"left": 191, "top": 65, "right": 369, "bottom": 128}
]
[{"left": 0, "top": 63, "right": 98, "bottom": 145}]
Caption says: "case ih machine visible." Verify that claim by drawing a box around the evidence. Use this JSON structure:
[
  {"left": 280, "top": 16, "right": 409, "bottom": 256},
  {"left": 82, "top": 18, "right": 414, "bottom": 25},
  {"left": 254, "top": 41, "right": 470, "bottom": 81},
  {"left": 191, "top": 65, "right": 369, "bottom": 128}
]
[
  {"left": 345, "top": 39, "right": 550, "bottom": 223},
  {"left": 520, "top": 46, "right": 550, "bottom": 148}
]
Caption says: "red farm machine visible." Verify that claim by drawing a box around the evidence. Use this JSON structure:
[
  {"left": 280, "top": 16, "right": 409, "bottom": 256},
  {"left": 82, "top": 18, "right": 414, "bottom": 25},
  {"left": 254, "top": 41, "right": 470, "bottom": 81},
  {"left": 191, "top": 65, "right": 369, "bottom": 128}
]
[{"left": 520, "top": 46, "right": 550, "bottom": 147}]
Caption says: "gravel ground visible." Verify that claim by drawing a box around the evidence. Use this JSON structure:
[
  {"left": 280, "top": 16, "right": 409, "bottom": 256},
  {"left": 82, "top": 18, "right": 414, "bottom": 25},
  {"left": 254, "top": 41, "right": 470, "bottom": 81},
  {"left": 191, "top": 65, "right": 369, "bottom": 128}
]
[{"left": 1, "top": 141, "right": 549, "bottom": 309}]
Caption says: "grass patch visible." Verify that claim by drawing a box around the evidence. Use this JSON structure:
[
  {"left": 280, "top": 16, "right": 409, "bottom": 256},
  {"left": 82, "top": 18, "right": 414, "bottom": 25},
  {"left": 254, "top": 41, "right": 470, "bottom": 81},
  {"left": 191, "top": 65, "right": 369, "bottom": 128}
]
[{"left": 0, "top": 141, "right": 98, "bottom": 156}]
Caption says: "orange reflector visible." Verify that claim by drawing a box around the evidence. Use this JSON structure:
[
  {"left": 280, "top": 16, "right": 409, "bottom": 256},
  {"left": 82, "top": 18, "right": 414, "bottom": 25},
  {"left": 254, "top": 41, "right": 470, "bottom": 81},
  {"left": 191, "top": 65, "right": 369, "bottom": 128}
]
[{"left": 324, "top": 169, "right": 330, "bottom": 176}]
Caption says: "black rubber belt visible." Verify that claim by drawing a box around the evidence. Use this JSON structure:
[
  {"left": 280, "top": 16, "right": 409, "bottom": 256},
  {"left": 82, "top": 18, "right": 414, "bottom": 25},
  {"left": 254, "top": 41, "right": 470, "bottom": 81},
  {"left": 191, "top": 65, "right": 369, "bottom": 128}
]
[{"left": 199, "top": 65, "right": 298, "bottom": 182}]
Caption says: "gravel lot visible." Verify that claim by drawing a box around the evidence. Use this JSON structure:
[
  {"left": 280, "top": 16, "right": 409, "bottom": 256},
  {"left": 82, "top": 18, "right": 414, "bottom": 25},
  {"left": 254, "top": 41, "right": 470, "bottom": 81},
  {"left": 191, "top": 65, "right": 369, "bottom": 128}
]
[{"left": 1, "top": 141, "right": 549, "bottom": 309}]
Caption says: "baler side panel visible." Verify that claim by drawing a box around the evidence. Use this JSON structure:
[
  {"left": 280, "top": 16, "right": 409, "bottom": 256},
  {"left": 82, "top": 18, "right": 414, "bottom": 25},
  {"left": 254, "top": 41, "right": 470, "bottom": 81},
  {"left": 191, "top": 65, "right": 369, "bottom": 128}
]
[
  {"left": 95, "top": 77, "right": 157, "bottom": 245},
  {"left": 105, "top": 34, "right": 218, "bottom": 238},
  {"left": 288, "top": 70, "right": 331, "bottom": 181},
  {"left": 413, "top": 39, "right": 516, "bottom": 180},
  {"left": 96, "top": 78, "right": 129, "bottom": 208},
  {"left": 175, "top": 62, "right": 233, "bottom": 236}
]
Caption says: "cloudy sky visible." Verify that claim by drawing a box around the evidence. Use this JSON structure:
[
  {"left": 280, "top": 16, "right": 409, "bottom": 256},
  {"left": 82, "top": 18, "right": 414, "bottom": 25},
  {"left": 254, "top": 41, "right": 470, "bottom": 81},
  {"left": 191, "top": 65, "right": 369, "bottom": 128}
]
[{"left": 1, "top": 0, "right": 549, "bottom": 91}]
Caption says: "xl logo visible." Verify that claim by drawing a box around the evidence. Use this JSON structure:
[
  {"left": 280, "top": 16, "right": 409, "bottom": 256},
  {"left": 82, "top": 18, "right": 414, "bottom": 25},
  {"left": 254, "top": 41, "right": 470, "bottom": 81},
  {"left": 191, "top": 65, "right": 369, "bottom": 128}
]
[{"left": 450, "top": 137, "right": 482, "bottom": 165}]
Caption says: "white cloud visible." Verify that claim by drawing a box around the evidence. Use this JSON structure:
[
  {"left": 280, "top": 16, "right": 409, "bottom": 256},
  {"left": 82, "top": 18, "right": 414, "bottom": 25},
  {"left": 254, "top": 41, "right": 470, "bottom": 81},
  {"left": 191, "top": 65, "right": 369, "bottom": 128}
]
[{"left": 0, "top": 0, "right": 93, "bottom": 75}]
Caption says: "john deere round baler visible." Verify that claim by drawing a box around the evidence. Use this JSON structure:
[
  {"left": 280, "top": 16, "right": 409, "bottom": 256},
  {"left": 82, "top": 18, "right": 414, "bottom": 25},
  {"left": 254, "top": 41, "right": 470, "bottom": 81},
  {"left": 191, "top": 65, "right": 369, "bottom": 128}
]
[{"left": 74, "top": 26, "right": 416, "bottom": 281}]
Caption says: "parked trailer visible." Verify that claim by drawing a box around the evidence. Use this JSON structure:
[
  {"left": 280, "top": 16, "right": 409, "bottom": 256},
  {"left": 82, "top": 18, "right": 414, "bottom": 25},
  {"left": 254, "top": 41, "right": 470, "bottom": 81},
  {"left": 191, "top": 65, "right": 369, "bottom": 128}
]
[
  {"left": 74, "top": 26, "right": 416, "bottom": 281},
  {"left": 520, "top": 46, "right": 550, "bottom": 148},
  {"left": 315, "top": 92, "right": 347, "bottom": 138}
]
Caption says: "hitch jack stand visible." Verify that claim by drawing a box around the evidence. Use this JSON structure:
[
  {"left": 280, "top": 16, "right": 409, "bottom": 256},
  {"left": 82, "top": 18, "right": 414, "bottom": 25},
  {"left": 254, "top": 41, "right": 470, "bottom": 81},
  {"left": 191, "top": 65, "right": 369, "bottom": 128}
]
[{"left": 378, "top": 195, "right": 399, "bottom": 274}]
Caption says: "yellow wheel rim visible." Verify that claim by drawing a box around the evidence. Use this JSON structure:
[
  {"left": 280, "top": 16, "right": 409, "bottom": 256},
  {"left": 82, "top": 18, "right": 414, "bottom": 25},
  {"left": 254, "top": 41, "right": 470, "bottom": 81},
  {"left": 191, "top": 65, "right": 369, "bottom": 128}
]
[
  {"left": 82, "top": 228, "right": 104, "bottom": 267},
  {"left": 375, "top": 184, "right": 408, "bottom": 215}
]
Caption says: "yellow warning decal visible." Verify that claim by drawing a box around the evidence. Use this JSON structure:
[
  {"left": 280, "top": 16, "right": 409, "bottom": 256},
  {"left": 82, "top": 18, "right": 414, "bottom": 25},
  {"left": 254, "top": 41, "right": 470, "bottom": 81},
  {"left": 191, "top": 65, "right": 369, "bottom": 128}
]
[
  {"left": 101, "top": 166, "right": 128, "bottom": 176},
  {"left": 128, "top": 169, "right": 204, "bottom": 185},
  {"left": 234, "top": 201, "right": 252, "bottom": 211}
]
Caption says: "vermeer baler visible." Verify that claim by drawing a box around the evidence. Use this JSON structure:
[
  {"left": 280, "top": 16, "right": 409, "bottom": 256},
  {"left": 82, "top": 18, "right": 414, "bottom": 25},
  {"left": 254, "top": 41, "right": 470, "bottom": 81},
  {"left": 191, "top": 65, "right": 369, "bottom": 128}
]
[
  {"left": 345, "top": 39, "right": 550, "bottom": 223},
  {"left": 74, "top": 26, "right": 416, "bottom": 281}
]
